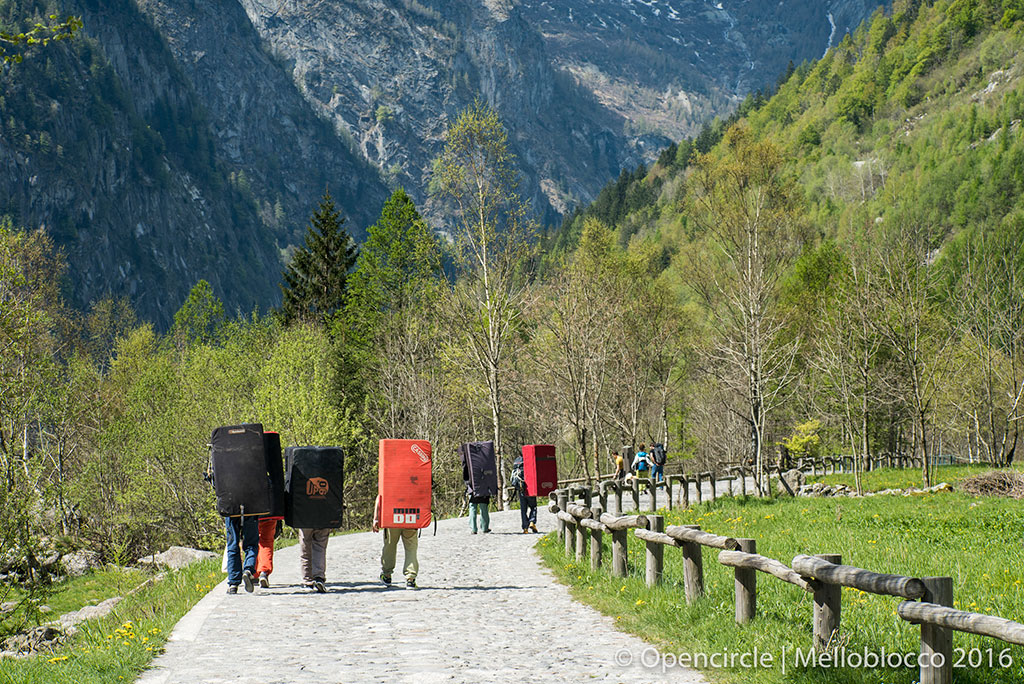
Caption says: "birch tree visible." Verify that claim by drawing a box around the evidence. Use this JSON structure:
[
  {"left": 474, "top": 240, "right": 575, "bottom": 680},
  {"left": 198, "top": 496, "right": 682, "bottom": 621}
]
[{"left": 432, "top": 101, "right": 534, "bottom": 508}]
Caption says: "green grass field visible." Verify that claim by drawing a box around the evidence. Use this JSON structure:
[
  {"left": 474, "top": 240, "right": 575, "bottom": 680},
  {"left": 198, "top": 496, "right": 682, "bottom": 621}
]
[
  {"left": 809, "top": 463, "right": 1024, "bottom": 492},
  {"left": 540, "top": 466, "right": 1024, "bottom": 683}
]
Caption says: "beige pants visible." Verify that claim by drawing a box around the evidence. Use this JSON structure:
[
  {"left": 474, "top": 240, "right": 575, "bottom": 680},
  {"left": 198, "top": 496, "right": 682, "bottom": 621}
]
[
  {"left": 298, "top": 528, "right": 330, "bottom": 582},
  {"left": 380, "top": 528, "right": 418, "bottom": 580}
]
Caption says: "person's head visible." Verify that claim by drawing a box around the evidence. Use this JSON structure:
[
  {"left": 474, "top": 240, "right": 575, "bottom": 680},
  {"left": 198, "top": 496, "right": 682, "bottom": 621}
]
[{"left": 639, "top": 444, "right": 646, "bottom": 450}]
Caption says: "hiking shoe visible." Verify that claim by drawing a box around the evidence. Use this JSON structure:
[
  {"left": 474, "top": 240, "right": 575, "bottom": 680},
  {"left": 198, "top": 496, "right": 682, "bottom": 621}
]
[
  {"left": 470, "top": 529, "right": 477, "bottom": 534},
  {"left": 258, "top": 572, "right": 270, "bottom": 589},
  {"left": 242, "top": 570, "right": 255, "bottom": 593},
  {"left": 226, "top": 585, "right": 238, "bottom": 595},
  {"left": 380, "top": 573, "right": 392, "bottom": 586},
  {"left": 405, "top": 578, "right": 417, "bottom": 589},
  {"left": 523, "top": 528, "right": 529, "bottom": 534},
  {"left": 483, "top": 528, "right": 492, "bottom": 534},
  {"left": 313, "top": 578, "right": 326, "bottom": 594},
  {"left": 530, "top": 523, "right": 539, "bottom": 533}
]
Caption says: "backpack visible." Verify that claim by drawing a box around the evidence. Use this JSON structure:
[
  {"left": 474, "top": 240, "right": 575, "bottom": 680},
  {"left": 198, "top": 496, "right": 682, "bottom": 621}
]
[
  {"left": 635, "top": 452, "right": 649, "bottom": 471},
  {"left": 651, "top": 444, "right": 667, "bottom": 466},
  {"left": 510, "top": 462, "right": 526, "bottom": 494}
]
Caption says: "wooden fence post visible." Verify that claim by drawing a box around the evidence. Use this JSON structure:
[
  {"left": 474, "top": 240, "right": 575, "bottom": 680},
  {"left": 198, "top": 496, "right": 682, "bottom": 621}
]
[
  {"left": 564, "top": 517, "right": 575, "bottom": 556},
  {"left": 682, "top": 476, "right": 690, "bottom": 508},
  {"left": 734, "top": 539, "right": 757, "bottom": 624},
  {"left": 631, "top": 477, "right": 640, "bottom": 511},
  {"left": 695, "top": 475, "right": 703, "bottom": 505},
  {"left": 649, "top": 480, "right": 658, "bottom": 511},
  {"left": 709, "top": 475, "right": 717, "bottom": 501},
  {"left": 556, "top": 490, "right": 568, "bottom": 541},
  {"left": 813, "top": 553, "right": 842, "bottom": 650},
  {"left": 598, "top": 485, "right": 608, "bottom": 513},
  {"left": 645, "top": 515, "right": 664, "bottom": 588},
  {"left": 575, "top": 511, "right": 587, "bottom": 562},
  {"left": 612, "top": 529, "right": 628, "bottom": 578},
  {"left": 615, "top": 483, "right": 624, "bottom": 515},
  {"left": 590, "top": 504, "right": 604, "bottom": 571},
  {"left": 681, "top": 524, "right": 704, "bottom": 603},
  {"left": 666, "top": 478, "right": 673, "bottom": 511},
  {"left": 920, "top": 577, "right": 954, "bottom": 684}
]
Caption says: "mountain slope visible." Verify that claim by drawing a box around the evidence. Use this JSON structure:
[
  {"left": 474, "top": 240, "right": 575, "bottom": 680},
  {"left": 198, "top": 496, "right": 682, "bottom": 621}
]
[{"left": 556, "top": 0, "right": 1024, "bottom": 257}]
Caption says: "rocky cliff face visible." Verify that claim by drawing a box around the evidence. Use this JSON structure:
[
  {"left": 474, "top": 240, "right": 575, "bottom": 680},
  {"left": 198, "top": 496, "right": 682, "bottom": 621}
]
[{"left": 0, "top": 0, "right": 884, "bottom": 325}]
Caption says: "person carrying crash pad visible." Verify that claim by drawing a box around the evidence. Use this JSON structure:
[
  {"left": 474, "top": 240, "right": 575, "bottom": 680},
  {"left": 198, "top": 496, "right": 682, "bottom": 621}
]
[
  {"left": 375, "top": 439, "right": 432, "bottom": 589},
  {"left": 208, "top": 424, "right": 270, "bottom": 594},
  {"left": 284, "top": 446, "right": 346, "bottom": 594},
  {"left": 460, "top": 441, "right": 497, "bottom": 534},
  {"left": 510, "top": 455, "right": 538, "bottom": 534}
]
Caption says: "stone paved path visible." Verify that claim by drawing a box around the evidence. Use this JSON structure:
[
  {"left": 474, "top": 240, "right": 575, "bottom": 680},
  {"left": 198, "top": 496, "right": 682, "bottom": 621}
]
[{"left": 136, "top": 505, "right": 706, "bottom": 684}]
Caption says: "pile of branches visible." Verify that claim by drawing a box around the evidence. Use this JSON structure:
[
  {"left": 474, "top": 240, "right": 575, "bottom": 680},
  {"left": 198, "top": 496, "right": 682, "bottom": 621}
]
[{"left": 960, "top": 471, "right": 1024, "bottom": 499}]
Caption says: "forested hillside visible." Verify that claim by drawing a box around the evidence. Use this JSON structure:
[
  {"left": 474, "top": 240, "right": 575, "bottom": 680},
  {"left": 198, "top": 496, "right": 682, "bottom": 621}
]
[{"left": 553, "top": 0, "right": 1024, "bottom": 487}]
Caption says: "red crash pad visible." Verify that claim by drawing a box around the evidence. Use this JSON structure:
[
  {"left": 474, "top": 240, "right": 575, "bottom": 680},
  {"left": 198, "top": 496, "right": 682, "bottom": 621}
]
[
  {"left": 522, "top": 444, "right": 557, "bottom": 497},
  {"left": 378, "top": 439, "right": 432, "bottom": 529}
]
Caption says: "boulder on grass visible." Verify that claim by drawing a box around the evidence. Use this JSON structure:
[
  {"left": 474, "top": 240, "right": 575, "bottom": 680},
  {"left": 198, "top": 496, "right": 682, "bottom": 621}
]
[
  {"left": 776, "top": 469, "right": 806, "bottom": 496},
  {"left": 137, "top": 546, "right": 217, "bottom": 570},
  {"left": 62, "top": 550, "right": 101, "bottom": 577}
]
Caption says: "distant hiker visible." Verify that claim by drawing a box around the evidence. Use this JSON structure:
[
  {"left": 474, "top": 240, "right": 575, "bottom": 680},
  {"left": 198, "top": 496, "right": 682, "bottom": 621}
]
[
  {"left": 632, "top": 445, "right": 650, "bottom": 493},
  {"left": 373, "top": 493, "right": 419, "bottom": 588},
  {"left": 460, "top": 441, "right": 497, "bottom": 535},
  {"left": 650, "top": 443, "right": 667, "bottom": 483},
  {"left": 510, "top": 455, "right": 538, "bottom": 534},
  {"left": 613, "top": 451, "right": 626, "bottom": 481},
  {"left": 468, "top": 492, "right": 492, "bottom": 534},
  {"left": 632, "top": 445, "right": 650, "bottom": 476}
]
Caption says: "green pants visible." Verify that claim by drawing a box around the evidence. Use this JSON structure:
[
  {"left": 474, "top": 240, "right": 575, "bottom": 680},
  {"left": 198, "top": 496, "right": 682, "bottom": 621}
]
[
  {"left": 381, "top": 528, "right": 418, "bottom": 580},
  {"left": 469, "top": 502, "right": 490, "bottom": 532}
]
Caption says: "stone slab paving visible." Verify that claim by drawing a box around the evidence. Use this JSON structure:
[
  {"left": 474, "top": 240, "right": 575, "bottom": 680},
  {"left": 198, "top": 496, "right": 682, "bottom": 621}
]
[{"left": 136, "top": 506, "right": 706, "bottom": 684}]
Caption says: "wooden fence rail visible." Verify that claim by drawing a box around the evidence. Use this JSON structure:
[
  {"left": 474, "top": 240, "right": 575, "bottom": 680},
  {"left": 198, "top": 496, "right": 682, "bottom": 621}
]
[{"left": 548, "top": 488, "right": 1024, "bottom": 684}]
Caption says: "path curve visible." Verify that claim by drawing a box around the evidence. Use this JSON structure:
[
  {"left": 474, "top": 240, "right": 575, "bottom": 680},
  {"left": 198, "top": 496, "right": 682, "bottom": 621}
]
[{"left": 136, "top": 506, "right": 706, "bottom": 684}]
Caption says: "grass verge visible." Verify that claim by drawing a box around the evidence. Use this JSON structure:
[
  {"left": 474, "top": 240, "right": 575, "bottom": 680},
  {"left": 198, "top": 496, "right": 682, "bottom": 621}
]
[
  {"left": 809, "top": 464, "right": 1024, "bottom": 492},
  {"left": 539, "top": 484, "right": 1024, "bottom": 683},
  {"left": 1, "top": 559, "right": 224, "bottom": 684}
]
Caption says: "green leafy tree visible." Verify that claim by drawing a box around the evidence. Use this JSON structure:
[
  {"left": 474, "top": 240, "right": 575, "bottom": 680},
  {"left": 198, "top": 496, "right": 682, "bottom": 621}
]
[
  {"left": 432, "top": 101, "right": 534, "bottom": 508},
  {"left": 0, "top": 13, "right": 81, "bottom": 64},
  {"left": 279, "top": 191, "right": 357, "bottom": 326}
]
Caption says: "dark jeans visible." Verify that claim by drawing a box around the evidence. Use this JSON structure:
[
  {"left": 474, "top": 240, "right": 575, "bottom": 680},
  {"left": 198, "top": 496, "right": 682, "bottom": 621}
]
[
  {"left": 224, "top": 516, "right": 258, "bottom": 586},
  {"left": 652, "top": 464, "right": 664, "bottom": 482},
  {"left": 519, "top": 492, "right": 537, "bottom": 529}
]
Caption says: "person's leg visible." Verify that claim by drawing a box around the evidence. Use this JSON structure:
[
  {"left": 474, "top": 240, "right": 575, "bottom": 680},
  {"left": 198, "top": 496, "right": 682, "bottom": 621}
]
[
  {"left": 480, "top": 503, "right": 490, "bottom": 532},
  {"left": 400, "top": 529, "right": 419, "bottom": 582},
  {"left": 380, "top": 529, "right": 399, "bottom": 581},
  {"left": 311, "top": 529, "right": 330, "bottom": 581},
  {"left": 224, "top": 517, "right": 242, "bottom": 588},
  {"left": 298, "top": 528, "right": 314, "bottom": 584},
  {"left": 519, "top": 492, "right": 529, "bottom": 530},
  {"left": 241, "top": 516, "right": 258, "bottom": 574},
  {"left": 468, "top": 502, "right": 478, "bottom": 532},
  {"left": 527, "top": 496, "right": 538, "bottom": 528},
  {"left": 256, "top": 518, "right": 276, "bottom": 581}
]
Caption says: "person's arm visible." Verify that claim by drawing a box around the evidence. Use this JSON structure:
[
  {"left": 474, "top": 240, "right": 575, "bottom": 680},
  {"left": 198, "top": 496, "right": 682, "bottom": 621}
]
[{"left": 371, "top": 494, "right": 382, "bottom": 533}]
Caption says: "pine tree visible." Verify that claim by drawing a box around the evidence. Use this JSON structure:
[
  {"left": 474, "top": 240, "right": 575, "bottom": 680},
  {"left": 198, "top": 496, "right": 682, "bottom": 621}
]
[{"left": 279, "top": 191, "right": 357, "bottom": 326}]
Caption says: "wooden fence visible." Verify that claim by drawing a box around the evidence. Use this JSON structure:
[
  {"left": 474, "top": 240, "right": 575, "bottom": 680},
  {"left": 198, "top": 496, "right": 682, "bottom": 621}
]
[
  {"left": 554, "top": 454, "right": 927, "bottom": 516},
  {"left": 548, "top": 489, "right": 1024, "bottom": 684}
]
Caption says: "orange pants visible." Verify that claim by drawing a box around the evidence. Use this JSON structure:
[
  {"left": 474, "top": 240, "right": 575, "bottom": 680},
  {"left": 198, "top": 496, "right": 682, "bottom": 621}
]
[{"left": 256, "top": 517, "right": 281, "bottom": 576}]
